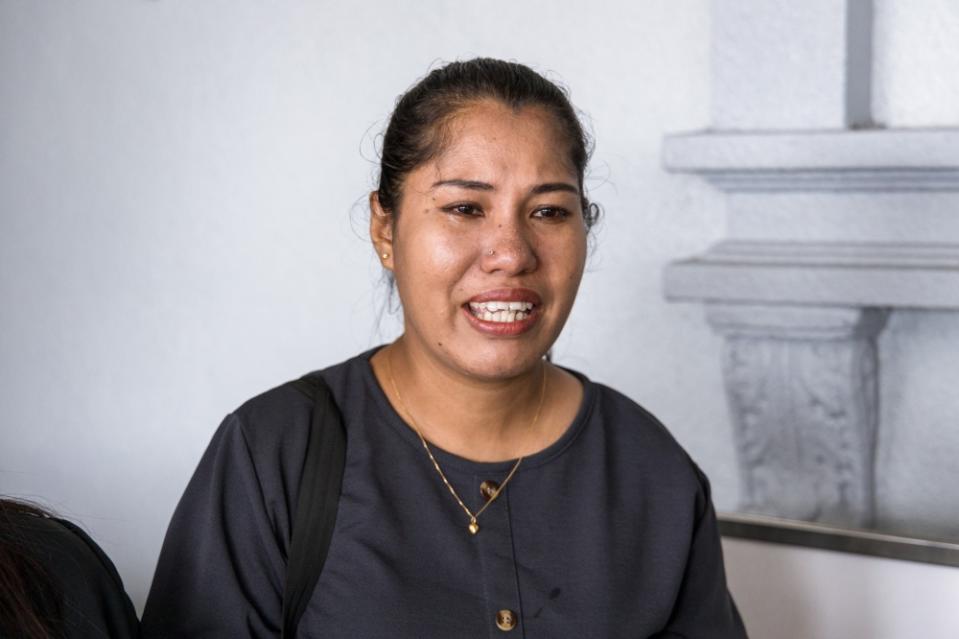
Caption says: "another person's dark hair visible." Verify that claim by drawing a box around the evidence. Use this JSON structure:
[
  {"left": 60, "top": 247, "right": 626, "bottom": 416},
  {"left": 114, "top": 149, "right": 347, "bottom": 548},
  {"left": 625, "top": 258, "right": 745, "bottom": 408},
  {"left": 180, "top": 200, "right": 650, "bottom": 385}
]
[
  {"left": 0, "top": 500, "right": 64, "bottom": 639},
  {"left": 376, "top": 57, "right": 600, "bottom": 228}
]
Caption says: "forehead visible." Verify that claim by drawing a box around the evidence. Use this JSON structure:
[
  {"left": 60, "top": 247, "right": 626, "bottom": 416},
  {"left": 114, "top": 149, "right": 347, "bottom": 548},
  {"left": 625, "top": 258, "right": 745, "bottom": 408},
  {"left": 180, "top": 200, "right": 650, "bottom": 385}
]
[{"left": 419, "top": 100, "right": 578, "bottom": 185}]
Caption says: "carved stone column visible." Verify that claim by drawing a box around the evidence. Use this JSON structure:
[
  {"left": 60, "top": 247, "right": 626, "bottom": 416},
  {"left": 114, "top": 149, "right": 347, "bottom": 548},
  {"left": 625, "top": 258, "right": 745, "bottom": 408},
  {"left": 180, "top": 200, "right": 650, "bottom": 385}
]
[{"left": 707, "top": 305, "right": 886, "bottom": 527}]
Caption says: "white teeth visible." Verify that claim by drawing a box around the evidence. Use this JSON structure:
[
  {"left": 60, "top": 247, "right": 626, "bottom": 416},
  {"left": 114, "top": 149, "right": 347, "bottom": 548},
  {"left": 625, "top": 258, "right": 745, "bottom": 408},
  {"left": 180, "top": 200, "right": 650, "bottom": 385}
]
[
  {"left": 470, "top": 306, "right": 532, "bottom": 323},
  {"left": 468, "top": 300, "right": 535, "bottom": 322},
  {"left": 469, "top": 301, "right": 533, "bottom": 312}
]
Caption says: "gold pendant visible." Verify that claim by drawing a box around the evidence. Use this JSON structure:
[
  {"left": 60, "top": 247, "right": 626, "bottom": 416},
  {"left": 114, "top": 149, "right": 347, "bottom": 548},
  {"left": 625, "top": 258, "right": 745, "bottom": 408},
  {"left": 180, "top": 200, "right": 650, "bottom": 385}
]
[{"left": 468, "top": 520, "right": 480, "bottom": 535}]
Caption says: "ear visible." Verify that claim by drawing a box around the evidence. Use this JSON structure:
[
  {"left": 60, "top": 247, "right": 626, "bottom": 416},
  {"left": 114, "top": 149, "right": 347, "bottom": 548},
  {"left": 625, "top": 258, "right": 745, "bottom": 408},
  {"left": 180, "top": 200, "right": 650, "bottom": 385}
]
[{"left": 369, "top": 191, "right": 395, "bottom": 271}]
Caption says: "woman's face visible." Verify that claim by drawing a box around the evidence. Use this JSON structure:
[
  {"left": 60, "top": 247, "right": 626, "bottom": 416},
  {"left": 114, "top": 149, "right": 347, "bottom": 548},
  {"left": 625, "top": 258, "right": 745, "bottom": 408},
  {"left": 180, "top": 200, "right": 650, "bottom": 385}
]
[{"left": 372, "top": 99, "right": 588, "bottom": 381}]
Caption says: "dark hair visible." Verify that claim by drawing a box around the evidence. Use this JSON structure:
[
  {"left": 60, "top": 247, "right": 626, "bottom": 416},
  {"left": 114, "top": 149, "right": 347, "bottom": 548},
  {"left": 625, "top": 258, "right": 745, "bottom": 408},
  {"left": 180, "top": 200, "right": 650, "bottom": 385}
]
[
  {"left": 0, "top": 500, "right": 64, "bottom": 639},
  {"left": 376, "top": 58, "right": 600, "bottom": 228}
]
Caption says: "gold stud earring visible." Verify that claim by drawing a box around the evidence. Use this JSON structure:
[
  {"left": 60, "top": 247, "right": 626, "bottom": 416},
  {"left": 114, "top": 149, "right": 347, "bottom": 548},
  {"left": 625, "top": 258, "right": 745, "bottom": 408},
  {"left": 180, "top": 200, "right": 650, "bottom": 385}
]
[{"left": 381, "top": 252, "right": 390, "bottom": 260}]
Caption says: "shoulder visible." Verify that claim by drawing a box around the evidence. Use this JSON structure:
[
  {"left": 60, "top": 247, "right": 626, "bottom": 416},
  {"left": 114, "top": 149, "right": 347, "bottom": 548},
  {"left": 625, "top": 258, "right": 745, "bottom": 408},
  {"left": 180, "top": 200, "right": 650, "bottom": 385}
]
[
  {"left": 219, "top": 349, "right": 370, "bottom": 465},
  {"left": 586, "top": 379, "right": 709, "bottom": 499},
  {"left": 6, "top": 511, "right": 111, "bottom": 581},
  {"left": 4, "top": 511, "right": 138, "bottom": 637}
]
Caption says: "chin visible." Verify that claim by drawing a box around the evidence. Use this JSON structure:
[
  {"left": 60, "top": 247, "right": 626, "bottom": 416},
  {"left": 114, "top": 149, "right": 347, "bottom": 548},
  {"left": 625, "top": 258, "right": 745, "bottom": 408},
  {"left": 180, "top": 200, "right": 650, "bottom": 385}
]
[{"left": 456, "top": 341, "right": 549, "bottom": 381}]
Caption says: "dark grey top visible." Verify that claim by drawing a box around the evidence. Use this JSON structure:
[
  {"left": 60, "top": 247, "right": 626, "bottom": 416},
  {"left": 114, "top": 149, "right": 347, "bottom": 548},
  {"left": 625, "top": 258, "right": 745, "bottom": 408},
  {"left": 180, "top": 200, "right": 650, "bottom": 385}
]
[{"left": 142, "top": 348, "right": 747, "bottom": 638}]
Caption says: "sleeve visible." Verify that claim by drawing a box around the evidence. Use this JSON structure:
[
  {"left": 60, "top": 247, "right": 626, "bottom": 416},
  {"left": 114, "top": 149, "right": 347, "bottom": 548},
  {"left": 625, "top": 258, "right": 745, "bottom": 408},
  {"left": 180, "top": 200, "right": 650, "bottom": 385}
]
[
  {"left": 141, "top": 413, "right": 290, "bottom": 638},
  {"left": 655, "top": 465, "right": 749, "bottom": 639}
]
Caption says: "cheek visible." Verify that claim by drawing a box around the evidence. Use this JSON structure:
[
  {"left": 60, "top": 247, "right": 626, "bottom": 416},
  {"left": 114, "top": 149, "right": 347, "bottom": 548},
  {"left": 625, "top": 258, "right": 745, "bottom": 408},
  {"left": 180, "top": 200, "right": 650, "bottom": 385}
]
[
  {"left": 395, "top": 220, "right": 477, "bottom": 300},
  {"left": 419, "top": 231, "right": 472, "bottom": 273},
  {"left": 544, "top": 234, "right": 587, "bottom": 289}
]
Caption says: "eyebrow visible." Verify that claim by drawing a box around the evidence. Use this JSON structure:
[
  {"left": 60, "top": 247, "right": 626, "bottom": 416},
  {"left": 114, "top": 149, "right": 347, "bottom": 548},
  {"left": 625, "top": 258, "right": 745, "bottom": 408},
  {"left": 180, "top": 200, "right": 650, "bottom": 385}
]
[
  {"left": 431, "top": 179, "right": 580, "bottom": 195},
  {"left": 431, "top": 179, "right": 494, "bottom": 191},
  {"left": 530, "top": 182, "right": 580, "bottom": 195}
]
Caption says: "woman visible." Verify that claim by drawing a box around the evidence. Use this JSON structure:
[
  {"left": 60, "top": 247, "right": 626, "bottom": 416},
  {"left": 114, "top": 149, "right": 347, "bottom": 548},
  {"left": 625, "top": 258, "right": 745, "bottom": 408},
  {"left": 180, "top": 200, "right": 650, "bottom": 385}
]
[
  {"left": 0, "top": 499, "right": 139, "bottom": 638},
  {"left": 143, "top": 58, "right": 747, "bottom": 638}
]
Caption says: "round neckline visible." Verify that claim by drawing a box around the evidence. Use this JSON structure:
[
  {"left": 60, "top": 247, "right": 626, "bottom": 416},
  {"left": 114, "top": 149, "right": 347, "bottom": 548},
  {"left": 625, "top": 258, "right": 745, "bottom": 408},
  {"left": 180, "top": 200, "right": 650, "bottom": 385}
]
[{"left": 360, "top": 345, "right": 596, "bottom": 475}]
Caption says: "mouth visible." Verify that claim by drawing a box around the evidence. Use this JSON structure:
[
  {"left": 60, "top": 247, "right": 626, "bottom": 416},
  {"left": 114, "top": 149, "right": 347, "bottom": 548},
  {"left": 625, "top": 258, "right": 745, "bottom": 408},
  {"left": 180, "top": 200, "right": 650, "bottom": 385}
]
[{"left": 462, "top": 288, "right": 542, "bottom": 336}]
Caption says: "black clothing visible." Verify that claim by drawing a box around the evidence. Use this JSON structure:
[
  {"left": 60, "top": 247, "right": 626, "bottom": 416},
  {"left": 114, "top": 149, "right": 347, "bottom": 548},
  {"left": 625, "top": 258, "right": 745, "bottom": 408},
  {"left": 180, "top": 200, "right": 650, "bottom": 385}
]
[
  {"left": 143, "top": 348, "right": 747, "bottom": 638},
  {"left": 1, "top": 511, "right": 139, "bottom": 638}
]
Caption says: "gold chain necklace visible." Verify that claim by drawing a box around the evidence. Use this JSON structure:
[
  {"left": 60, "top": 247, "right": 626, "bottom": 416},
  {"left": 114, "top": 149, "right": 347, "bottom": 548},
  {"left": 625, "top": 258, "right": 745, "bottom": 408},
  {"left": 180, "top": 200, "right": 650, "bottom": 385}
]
[{"left": 386, "top": 348, "right": 548, "bottom": 536}]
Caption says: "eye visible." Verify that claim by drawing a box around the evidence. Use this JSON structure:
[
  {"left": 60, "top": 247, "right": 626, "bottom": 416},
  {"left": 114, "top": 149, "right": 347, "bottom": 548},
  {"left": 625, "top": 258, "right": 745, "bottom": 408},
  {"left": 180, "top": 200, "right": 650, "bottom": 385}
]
[
  {"left": 443, "top": 203, "right": 483, "bottom": 217},
  {"left": 532, "top": 206, "right": 571, "bottom": 220}
]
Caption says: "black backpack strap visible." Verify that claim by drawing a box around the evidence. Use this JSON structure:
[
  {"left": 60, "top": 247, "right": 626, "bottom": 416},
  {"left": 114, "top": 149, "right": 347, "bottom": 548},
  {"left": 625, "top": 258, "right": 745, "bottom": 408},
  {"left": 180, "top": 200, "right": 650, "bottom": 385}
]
[{"left": 281, "top": 374, "right": 347, "bottom": 638}]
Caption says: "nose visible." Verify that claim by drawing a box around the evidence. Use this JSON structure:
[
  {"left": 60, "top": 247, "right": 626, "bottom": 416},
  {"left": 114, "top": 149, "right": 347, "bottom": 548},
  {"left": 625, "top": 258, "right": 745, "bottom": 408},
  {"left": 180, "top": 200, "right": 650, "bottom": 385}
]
[{"left": 481, "top": 218, "right": 538, "bottom": 276}]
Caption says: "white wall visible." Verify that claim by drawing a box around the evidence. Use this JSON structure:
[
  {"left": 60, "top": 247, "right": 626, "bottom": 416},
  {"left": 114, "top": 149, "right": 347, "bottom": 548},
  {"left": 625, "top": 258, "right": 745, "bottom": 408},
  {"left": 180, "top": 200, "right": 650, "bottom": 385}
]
[
  {"left": 873, "top": 0, "right": 959, "bottom": 126},
  {"left": 723, "top": 538, "right": 959, "bottom": 639},
  {"left": 1, "top": 1, "right": 956, "bottom": 635},
  {"left": 871, "top": 0, "right": 959, "bottom": 541}
]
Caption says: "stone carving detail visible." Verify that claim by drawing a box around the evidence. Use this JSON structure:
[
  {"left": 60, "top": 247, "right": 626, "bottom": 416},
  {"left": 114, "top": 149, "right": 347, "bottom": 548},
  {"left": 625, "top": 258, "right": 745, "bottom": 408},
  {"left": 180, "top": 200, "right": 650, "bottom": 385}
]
[{"left": 710, "top": 305, "right": 885, "bottom": 527}]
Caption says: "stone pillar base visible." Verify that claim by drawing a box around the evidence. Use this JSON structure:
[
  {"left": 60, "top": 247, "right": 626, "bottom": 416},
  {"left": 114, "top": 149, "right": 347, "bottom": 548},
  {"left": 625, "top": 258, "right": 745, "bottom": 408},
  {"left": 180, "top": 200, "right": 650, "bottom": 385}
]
[{"left": 707, "top": 304, "right": 887, "bottom": 527}]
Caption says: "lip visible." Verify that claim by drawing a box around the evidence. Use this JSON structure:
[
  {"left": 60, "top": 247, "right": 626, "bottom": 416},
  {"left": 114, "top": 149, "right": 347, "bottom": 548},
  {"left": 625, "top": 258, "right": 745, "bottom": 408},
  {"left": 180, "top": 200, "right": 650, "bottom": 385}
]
[{"left": 462, "top": 288, "right": 543, "bottom": 337}]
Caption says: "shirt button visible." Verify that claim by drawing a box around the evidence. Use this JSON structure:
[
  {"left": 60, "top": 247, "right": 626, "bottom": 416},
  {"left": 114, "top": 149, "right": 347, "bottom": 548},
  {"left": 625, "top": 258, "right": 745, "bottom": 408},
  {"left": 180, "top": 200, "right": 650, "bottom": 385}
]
[
  {"left": 495, "top": 609, "right": 517, "bottom": 631},
  {"left": 480, "top": 480, "right": 500, "bottom": 501}
]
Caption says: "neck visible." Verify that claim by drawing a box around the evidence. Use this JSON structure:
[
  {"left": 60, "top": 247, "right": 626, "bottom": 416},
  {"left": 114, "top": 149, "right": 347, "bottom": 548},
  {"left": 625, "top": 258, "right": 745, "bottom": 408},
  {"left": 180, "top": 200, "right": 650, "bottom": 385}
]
[{"left": 378, "top": 338, "right": 548, "bottom": 462}]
